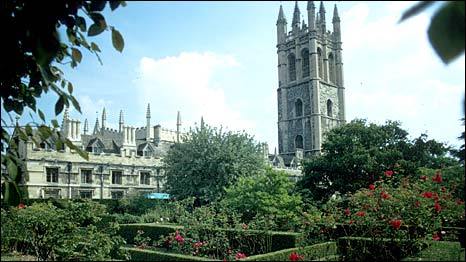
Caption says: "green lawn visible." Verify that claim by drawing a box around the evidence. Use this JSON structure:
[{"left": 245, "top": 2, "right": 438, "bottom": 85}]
[{"left": 402, "top": 241, "right": 465, "bottom": 261}]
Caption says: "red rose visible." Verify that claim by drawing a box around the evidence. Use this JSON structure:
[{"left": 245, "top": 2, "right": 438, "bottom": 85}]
[
  {"left": 422, "top": 192, "right": 433, "bottom": 198},
  {"left": 434, "top": 201, "right": 442, "bottom": 213},
  {"left": 380, "top": 191, "right": 391, "bottom": 200},
  {"left": 432, "top": 233, "right": 441, "bottom": 241},
  {"left": 348, "top": 220, "right": 355, "bottom": 225},
  {"left": 384, "top": 170, "right": 394, "bottom": 177},
  {"left": 17, "top": 203, "right": 26, "bottom": 209},
  {"left": 420, "top": 175, "right": 427, "bottom": 181},
  {"left": 356, "top": 211, "right": 365, "bottom": 217},
  {"left": 456, "top": 199, "right": 465, "bottom": 205},
  {"left": 369, "top": 184, "right": 375, "bottom": 191},
  {"left": 175, "top": 234, "right": 184, "bottom": 244},
  {"left": 344, "top": 208, "right": 351, "bottom": 216},
  {"left": 432, "top": 172, "right": 442, "bottom": 183},
  {"left": 389, "top": 219, "right": 402, "bottom": 230},
  {"left": 289, "top": 252, "right": 304, "bottom": 261},
  {"left": 415, "top": 201, "right": 421, "bottom": 208},
  {"left": 235, "top": 252, "right": 247, "bottom": 260}
]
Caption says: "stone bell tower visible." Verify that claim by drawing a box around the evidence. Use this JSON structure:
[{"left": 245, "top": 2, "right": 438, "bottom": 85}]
[{"left": 276, "top": 1, "right": 346, "bottom": 166}]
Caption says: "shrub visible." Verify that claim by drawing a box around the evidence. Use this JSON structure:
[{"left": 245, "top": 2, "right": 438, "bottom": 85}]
[
  {"left": 123, "top": 247, "right": 217, "bottom": 261},
  {"left": 241, "top": 242, "right": 337, "bottom": 261},
  {"left": 119, "top": 224, "right": 181, "bottom": 244},
  {"left": 111, "top": 213, "right": 142, "bottom": 224}
]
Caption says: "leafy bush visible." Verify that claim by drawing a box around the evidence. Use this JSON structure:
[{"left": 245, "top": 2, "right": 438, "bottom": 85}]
[
  {"left": 1, "top": 200, "right": 128, "bottom": 261},
  {"left": 124, "top": 247, "right": 217, "bottom": 261},
  {"left": 221, "top": 167, "right": 304, "bottom": 231},
  {"left": 119, "top": 224, "right": 181, "bottom": 244},
  {"left": 241, "top": 242, "right": 337, "bottom": 261},
  {"left": 111, "top": 213, "right": 142, "bottom": 224}
]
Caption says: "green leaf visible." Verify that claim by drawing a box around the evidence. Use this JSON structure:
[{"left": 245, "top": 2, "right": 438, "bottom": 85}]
[
  {"left": 428, "top": 1, "right": 465, "bottom": 64},
  {"left": 70, "top": 96, "right": 82, "bottom": 113},
  {"left": 38, "top": 109, "right": 46, "bottom": 122},
  {"left": 91, "top": 42, "right": 101, "bottom": 52},
  {"left": 68, "top": 82, "right": 74, "bottom": 94},
  {"left": 17, "top": 129, "right": 28, "bottom": 141},
  {"left": 89, "top": 12, "right": 107, "bottom": 28},
  {"left": 38, "top": 125, "right": 52, "bottom": 140},
  {"left": 121, "top": 1, "right": 127, "bottom": 7},
  {"left": 76, "top": 16, "right": 87, "bottom": 32},
  {"left": 71, "top": 48, "right": 82, "bottom": 63},
  {"left": 90, "top": 1, "right": 107, "bottom": 12},
  {"left": 7, "top": 157, "right": 18, "bottom": 181},
  {"left": 55, "top": 96, "right": 65, "bottom": 116},
  {"left": 61, "top": 80, "right": 66, "bottom": 88},
  {"left": 88, "top": 23, "right": 106, "bottom": 37},
  {"left": 111, "top": 28, "right": 124, "bottom": 52},
  {"left": 110, "top": 0, "right": 120, "bottom": 11},
  {"left": 51, "top": 119, "right": 60, "bottom": 128},
  {"left": 399, "top": 1, "right": 435, "bottom": 23}
]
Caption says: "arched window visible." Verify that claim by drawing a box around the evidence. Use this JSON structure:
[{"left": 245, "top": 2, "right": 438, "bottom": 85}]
[
  {"left": 327, "top": 99, "right": 333, "bottom": 117},
  {"left": 295, "top": 135, "right": 303, "bottom": 149},
  {"left": 295, "top": 99, "right": 303, "bottom": 117},
  {"left": 317, "top": 48, "right": 323, "bottom": 79},
  {"left": 288, "top": 53, "right": 296, "bottom": 82},
  {"left": 301, "top": 49, "right": 310, "bottom": 78},
  {"left": 328, "top": 53, "right": 335, "bottom": 83}
]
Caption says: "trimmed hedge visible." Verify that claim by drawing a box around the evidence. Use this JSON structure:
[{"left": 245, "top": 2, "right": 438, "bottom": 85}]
[
  {"left": 124, "top": 247, "right": 218, "bottom": 261},
  {"left": 242, "top": 242, "right": 337, "bottom": 261},
  {"left": 119, "top": 224, "right": 182, "bottom": 244},
  {"left": 220, "top": 228, "right": 301, "bottom": 253},
  {"left": 337, "top": 237, "right": 425, "bottom": 261},
  {"left": 118, "top": 223, "right": 301, "bottom": 253}
]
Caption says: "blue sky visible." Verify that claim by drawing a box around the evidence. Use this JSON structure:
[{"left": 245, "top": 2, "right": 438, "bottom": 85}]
[{"left": 13, "top": 1, "right": 465, "bottom": 152}]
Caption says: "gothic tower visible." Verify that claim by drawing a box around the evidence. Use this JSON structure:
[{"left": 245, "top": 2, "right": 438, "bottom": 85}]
[{"left": 276, "top": 1, "right": 346, "bottom": 166}]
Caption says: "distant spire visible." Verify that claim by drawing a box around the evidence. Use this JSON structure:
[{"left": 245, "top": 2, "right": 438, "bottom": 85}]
[
  {"left": 176, "top": 111, "right": 181, "bottom": 143},
  {"left": 119, "top": 110, "right": 124, "bottom": 133},
  {"left": 93, "top": 117, "right": 100, "bottom": 134},
  {"left": 277, "top": 5, "right": 286, "bottom": 24},
  {"left": 302, "top": 19, "right": 306, "bottom": 29},
  {"left": 292, "top": 1, "right": 301, "bottom": 28},
  {"left": 146, "top": 103, "right": 151, "bottom": 140},
  {"left": 146, "top": 103, "right": 151, "bottom": 119},
  {"left": 307, "top": 1, "right": 315, "bottom": 10},
  {"left": 83, "top": 119, "right": 88, "bottom": 135},
  {"left": 200, "top": 116, "right": 205, "bottom": 129},
  {"left": 274, "top": 147, "right": 277, "bottom": 155},
  {"left": 319, "top": 1, "right": 326, "bottom": 21},
  {"left": 101, "top": 107, "right": 106, "bottom": 129},
  {"left": 62, "top": 107, "right": 69, "bottom": 131},
  {"left": 333, "top": 4, "right": 340, "bottom": 23}
]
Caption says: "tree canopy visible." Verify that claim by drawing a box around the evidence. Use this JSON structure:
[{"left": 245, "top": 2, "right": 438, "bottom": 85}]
[
  {"left": 297, "top": 119, "right": 459, "bottom": 203},
  {"left": 163, "top": 123, "right": 266, "bottom": 203},
  {"left": 1, "top": 0, "right": 126, "bottom": 205}
]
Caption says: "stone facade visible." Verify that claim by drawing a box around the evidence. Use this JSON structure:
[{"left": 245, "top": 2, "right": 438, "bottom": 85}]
[
  {"left": 17, "top": 105, "right": 184, "bottom": 199},
  {"left": 276, "top": 1, "right": 346, "bottom": 166}
]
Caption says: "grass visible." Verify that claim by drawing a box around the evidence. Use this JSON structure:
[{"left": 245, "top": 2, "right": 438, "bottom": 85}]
[{"left": 402, "top": 241, "right": 465, "bottom": 261}]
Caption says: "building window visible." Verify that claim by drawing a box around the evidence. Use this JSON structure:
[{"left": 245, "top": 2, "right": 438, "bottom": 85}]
[
  {"left": 295, "top": 135, "right": 304, "bottom": 149},
  {"left": 328, "top": 53, "right": 335, "bottom": 83},
  {"left": 317, "top": 47, "right": 323, "bottom": 79},
  {"left": 327, "top": 99, "right": 333, "bottom": 117},
  {"left": 93, "top": 145, "right": 102, "bottom": 154},
  {"left": 79, "top": 190, "right": 93, "bottom": 199},
  {"left": 44, "top": 188, "right": 61, "bottom": 198},
  {"left": 112, "top": 171, "right": 122, "bottom": 185},
  {"left": 295, "top": 99, "right": 303, "bottom": 117},
  {"left": 302, "top": 49, "right": 310, "bottom": 78},
  {"left": 46, "top": 167, "right": 59, "bottom": 183},
  {"left": 143, "top": 148, "right": 152, "bottom": 157},
  {"left": 140, "top": 172, "right": 150, "bottom": 185},
  {"left": 111, "top": 191, "right": 124, "bottom": 199},
  {"left": 81, "top": 169, "right": 93, "bottom": 184},
  {"left": 288, "top": 53, "right": 296, "bottom": 82}
]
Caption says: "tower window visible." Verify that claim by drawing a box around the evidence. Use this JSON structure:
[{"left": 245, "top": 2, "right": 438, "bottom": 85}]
[
  {"left": 46, "top": 167, "right": 59, "bottom": 183},
  {"left": 140, "top": 172, "right": 150, "bottom": 185},
  {"left": 288, "top": 54, "right": 296, "bottom": 82},
  {"left": 295, "top": 99, "right": 303, "bottom": 117},
  {"left": 328, "top": 53, "right": 336, "bottom": 84},
  {"left": 301, "top": 49, "right": 310, "bottom": 78},
  {"left": 317, "top": 48, "right": 323, "bottom": 79},
  {"left": 327, "top": 99, "right": 333, "bottom": 117},
  {"left": 295, "top": 135, "right": 303, "bottom": 149}
]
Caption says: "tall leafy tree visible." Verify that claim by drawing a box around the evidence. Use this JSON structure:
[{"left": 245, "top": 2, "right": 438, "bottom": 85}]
[
  {"left": 298, "top": 119, "right": 458, "bottom": 203},
  {"left": 1, "top": 0, "right": 126, "bottom": 205},
  {"left": 163, "top": 123, "right": 266, "bottom": 203}
]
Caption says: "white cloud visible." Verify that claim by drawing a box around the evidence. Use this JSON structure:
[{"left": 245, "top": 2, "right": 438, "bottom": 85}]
[
  {"left": 135, "top": 52, "right": 256, "bottom": 133},
  {"left": 74, "top": 95, "right": 115, "bottom": 130},
  {"left": 343, "top": 2, "right": 464, "bottom": 148}
]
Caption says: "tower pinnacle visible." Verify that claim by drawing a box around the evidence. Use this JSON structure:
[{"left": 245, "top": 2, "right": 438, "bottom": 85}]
[
  {"left": 83, "top": 118, "right": 88, "bottom": 135},
  {"left": 333, "top": 4, "right": 340, "bottom": 23},
  {"left": 119, "top": 110, "right": 124, "bottom": 132},
  {"left": 93, "top": 117, "right": 100, "bottom": 135},
  {"left": 292, "top": 1, "right": 301, "bottom": 31},
  {"left": 277, "top": 5, "right": 286, "bottom": 24},
  {"left": 101, "top": 107, "right": 106, "bottom": 129}
]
